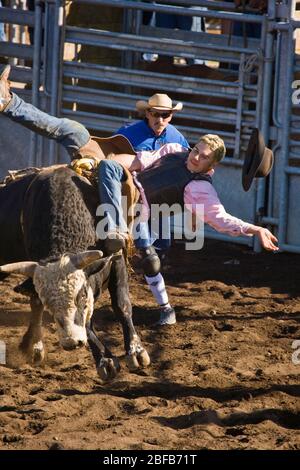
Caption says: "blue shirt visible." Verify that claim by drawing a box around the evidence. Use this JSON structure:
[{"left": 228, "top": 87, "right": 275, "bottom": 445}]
[{"left": 115, "top": 119, "right": 189, "bottom": 151}]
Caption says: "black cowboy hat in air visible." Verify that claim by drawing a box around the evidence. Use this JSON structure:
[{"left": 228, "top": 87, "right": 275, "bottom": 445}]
[{"left": 242, "top": 128, "right": 274, "bottom": 191}]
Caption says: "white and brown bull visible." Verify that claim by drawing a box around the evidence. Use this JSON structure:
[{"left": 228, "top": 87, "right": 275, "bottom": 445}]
[{"left": 0, "top": 166, "right": 150, "bottom": 381}]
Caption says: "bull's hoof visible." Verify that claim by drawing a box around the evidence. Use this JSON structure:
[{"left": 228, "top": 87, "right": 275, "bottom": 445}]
[
  {"left": 97, "top": 357, "right": 120, "bottom": 382},
  {"left": 19, "top": 341, "right": 45, "bottom": 365},
  {"left": 138, "top": 349, "right": 151, "bottom": 367},
  {"left": 31, "top": 346, "right": 45, "bottom": 365},
  {"left": 125, "top": 349, "right": 151, "bottom": 371},
  {"left": 125, "top": 354, "right": 140, "bottom": 371}
]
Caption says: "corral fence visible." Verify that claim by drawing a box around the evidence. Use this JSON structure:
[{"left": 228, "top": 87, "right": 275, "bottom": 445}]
[{"left": 0, "top": 0, "right": 299, "bottom": 252}]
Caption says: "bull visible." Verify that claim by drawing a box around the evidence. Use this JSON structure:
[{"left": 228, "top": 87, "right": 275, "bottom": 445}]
[{"left": 0, "top": 165, "right": 150, "bottom": 381}]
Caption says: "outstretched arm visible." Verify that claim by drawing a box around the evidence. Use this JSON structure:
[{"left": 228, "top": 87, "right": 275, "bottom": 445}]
[
  {"left": 244, "top": 226, "right": 279, "bottom": 251},
  {"left": 185, "top": 181, "right": 279, "bottom": 252}
]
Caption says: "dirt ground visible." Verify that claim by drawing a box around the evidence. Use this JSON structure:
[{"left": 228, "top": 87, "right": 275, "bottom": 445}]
[{"left": 0, "top": 239, "right": 299, "bottom": 450}]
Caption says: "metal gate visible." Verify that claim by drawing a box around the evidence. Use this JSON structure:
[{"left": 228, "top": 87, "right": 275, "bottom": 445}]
[
  {"left": 0, "top": 0, "right": 299, "bottom": 252},
  {"left": 0, "top": 0, "right": 64, "bottom": 169}
]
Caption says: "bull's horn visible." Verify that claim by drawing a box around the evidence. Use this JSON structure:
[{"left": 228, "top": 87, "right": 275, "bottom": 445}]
[
  {"left": 69, "top": 250, "right": 104, "bottom": 269},
  {"left": 0, "top": 261, "right": 38, "bottom": 277}
]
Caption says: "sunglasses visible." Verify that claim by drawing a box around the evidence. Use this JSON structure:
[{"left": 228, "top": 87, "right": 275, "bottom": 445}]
[{"left": 148, "top": 110, "right": 172, "bottom": 119}]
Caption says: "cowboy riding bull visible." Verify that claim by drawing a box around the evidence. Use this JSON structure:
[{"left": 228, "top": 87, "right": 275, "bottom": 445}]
[{"left": 0, "top": 66, "right": 150, "bottom": 381}]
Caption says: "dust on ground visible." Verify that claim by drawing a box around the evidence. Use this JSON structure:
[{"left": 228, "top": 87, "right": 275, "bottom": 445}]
[{"left": 0, "top": 240, "right": 299, "bottom": 450}]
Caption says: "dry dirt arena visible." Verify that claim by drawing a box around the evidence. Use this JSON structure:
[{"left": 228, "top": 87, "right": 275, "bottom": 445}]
[{"left": 0, "top": 240, "right": 299, "bottom": 450}]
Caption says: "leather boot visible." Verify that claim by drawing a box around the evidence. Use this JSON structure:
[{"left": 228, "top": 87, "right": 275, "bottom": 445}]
[{"left": 75, "top": 138, "right": 106, "bottom": 161}]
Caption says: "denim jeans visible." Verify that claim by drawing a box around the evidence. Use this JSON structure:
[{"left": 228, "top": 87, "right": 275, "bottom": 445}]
[
  {"left": 153, "top": 217, "right": 171, "bottom": 251},
  {"left": 3, "top": 93, "right": 90, "bottom": 157},
  {"left": 98, "top": 160, "right": 152, "bottom": 248}
]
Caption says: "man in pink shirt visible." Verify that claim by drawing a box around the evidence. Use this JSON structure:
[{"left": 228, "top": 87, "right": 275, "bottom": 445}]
[{"left": 98, "top": 134, "right": 278, "bottom": 324}]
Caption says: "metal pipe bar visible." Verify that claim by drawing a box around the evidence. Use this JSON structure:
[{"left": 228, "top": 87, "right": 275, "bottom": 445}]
[
  {"left": 64, "top": 63, "right": 239, "bottom": 94},
  {"left": 242, "top": 110, "right": 256, "bottom": 116},
  {"left": 285, "top": 166, "right": 300, "bottom": 175},
  {"left": 43, "top": 0, "right": 51, "bottom": 95},
  {"left": 267, "top": 142, "right": 280, "bottom": 217},
  {"left": 63, "top": 61, "right": 240, "bottom": 89},
  {"left": 62, "top": 85, "right": 237, "bottom": 116},
  {"left": 139, "top": 26, "right": 261, "bottom": 51},
  {"left": 289, "top": 152, "right": 300, "bottom": 159},
  {"left": 234, "top": 55, "right": 245, "bottom": 158},
  {"left": 29, "top": 1, "right": 43, "bottom": 167},
  {"left": 204, "top": 229, "right": 251, "bottom": 246},
  {"left": 0, "top": 6, "right": 36, "bottom": 26},
  {"left": 113, "top": 0, "right": 238, "bottom": 9},
  {"left": 280, "top": 243, "right": 300, "bottom": 254},
  {"left": 49, "top": 0, "right": 64, "bottom": 165},
  {"left": 261, "top": 216, "right": 279, "bottom": 225},
  {"left": 272, "top": 32, "right": 283, "bottom": 128},
  {"left": 65, "top": 26, "right": 258, "bottom": 58},
  {"left": 0, "top": 42, "right": 33, "bottom": 59},
  {"left": 278, "top": 26, "right": 296, "bottom": 248},
  {"left": 220, "top": 158, "right": 243, "bottom": 167},
  {"left": 63, "top": 92, "right": 250, "bottom": 127},
  {"left": 254, "top": 13, "right": 275, "bottom": 252},
  {"left": 63, "top": 63, "right": 239, "bottom": 97},
  {"left": 8, "top": 65, "right": 32, "bottom": 82},
  {"left": 70, "top": 0, "right": 265, "bottom": 23}
]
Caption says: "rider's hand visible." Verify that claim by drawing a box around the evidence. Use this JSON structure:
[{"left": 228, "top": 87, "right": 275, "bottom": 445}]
[
  {"left": 71, "top": 157, "right": 97, "bottom": 174},
  {"left": 257, "top": 227, "right": 279, "bottom": 251}
]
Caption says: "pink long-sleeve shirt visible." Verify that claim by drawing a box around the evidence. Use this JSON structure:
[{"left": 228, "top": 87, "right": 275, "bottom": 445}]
[{"left": 136, "top": 143, "right": 256, "bottom": 238}]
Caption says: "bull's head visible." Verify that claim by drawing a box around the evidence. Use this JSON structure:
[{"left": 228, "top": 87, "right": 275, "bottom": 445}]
[{"left": 0, "top": 251, "right": 111, "bottom": 350}]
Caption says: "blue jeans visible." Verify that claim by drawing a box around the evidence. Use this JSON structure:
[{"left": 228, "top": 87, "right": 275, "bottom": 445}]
[
  {"left": 153, "top": 217, "right": 171, "bottom": 251},
  {"left": 3, "top": 93, "right": 90, "bottom": 157},
  {"left": 98, "top": 160, "right": 152, "bottom": 248}
]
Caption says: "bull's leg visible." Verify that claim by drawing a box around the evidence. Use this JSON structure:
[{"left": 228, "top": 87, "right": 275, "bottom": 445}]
[
  {"left": 108, "top": 256, "right": 150, "bottom": 371},
  {"left": 19, "top": 294, "right": 45, "bottom": 364},
  {"left": 86, "top": 320, "right": 120, "bottom": 382}
]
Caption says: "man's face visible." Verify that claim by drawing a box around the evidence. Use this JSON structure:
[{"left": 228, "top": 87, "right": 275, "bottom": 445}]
[
  {"left": 146, "top": 109, "right": 173, "bottom": 136},
  {"left": 187, "top": 142, "right": 217, "bottom": 173}
]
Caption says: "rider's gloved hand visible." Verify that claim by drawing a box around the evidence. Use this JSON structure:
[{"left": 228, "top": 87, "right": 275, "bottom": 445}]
[{"left": 71, "top": 157, "right": 98, "bottom": 175}]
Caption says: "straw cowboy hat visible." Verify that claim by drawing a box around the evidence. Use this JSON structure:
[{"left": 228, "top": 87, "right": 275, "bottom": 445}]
[
  {"left": 136, "top": 93, "right": 183, "bottom": 112},
  {"left": 242, "top": 128, "right": 274, "bottom": 191}
]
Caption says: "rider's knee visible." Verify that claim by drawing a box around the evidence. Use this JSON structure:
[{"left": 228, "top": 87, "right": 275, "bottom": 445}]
[
  {"left": 59, "top": 118, "right": 90, "bottom": 152},
  {"left": 139, "top": 246, "right": 161, "bottom": 277},
  {"left": 98, "top": 159, "right": 124, "bottom": 179}
]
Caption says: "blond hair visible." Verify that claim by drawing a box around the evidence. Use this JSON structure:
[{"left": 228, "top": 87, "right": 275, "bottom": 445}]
[{"left": 198, "top": 134, "right": 226, "bottom": 163}]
